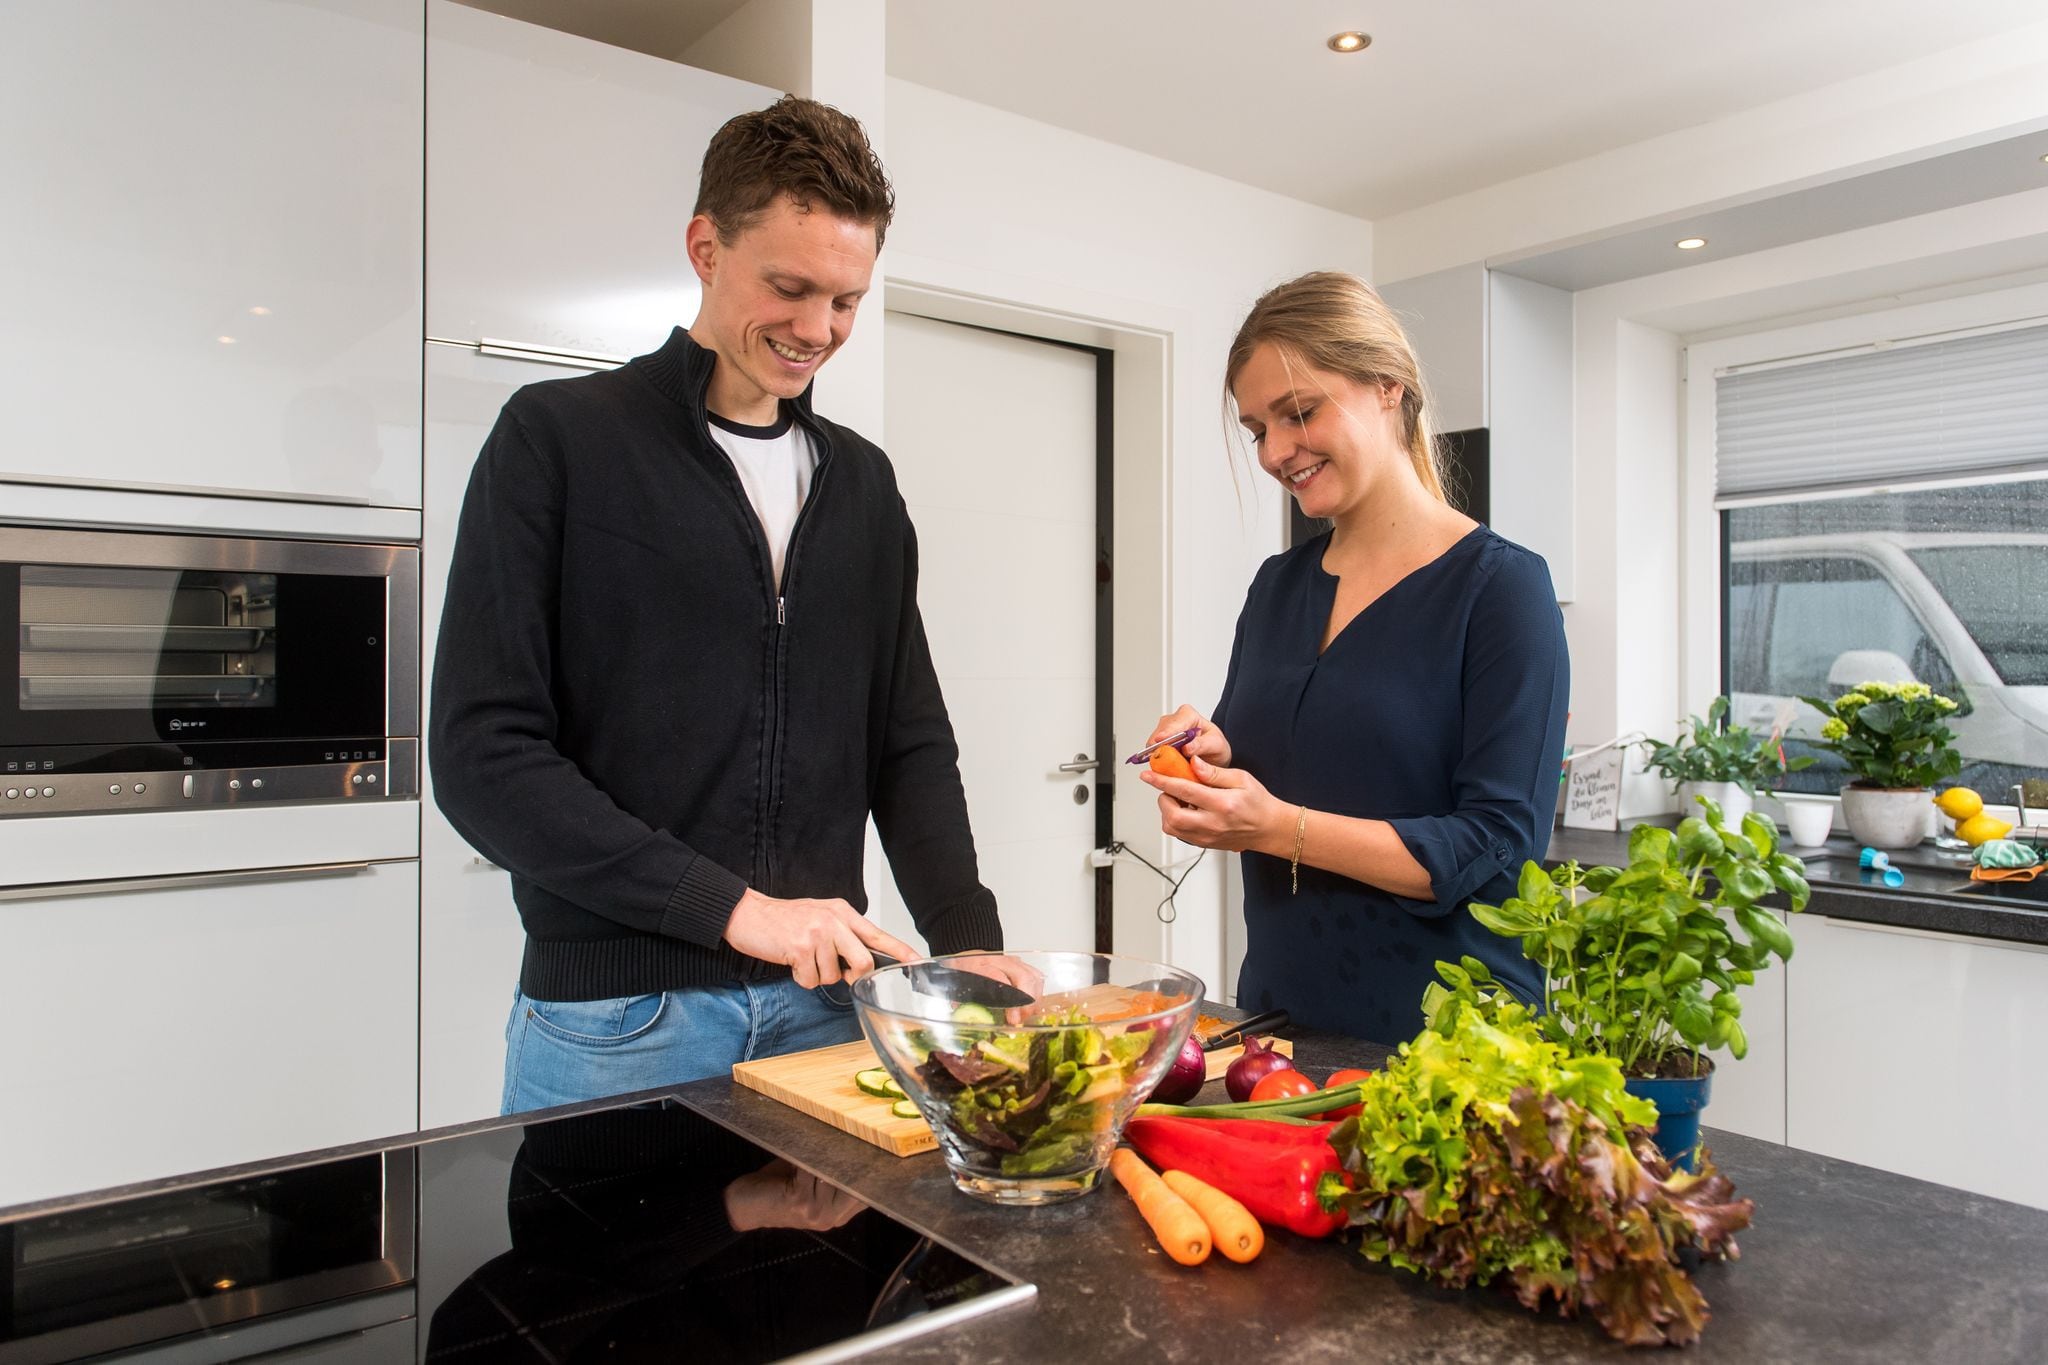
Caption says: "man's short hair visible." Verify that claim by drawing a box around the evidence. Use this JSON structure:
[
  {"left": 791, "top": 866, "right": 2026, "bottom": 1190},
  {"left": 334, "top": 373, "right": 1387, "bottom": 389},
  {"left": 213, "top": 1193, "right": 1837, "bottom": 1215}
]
[{"left": 695, "top": 94, "right": 896, "bottom": 251}]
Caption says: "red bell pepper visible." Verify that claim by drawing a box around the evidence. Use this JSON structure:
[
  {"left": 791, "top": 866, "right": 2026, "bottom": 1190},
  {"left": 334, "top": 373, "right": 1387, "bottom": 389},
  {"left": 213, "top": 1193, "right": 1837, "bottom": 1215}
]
[{"left": 1122, "top": 1116, "right": 1350, "bottom": 1239}]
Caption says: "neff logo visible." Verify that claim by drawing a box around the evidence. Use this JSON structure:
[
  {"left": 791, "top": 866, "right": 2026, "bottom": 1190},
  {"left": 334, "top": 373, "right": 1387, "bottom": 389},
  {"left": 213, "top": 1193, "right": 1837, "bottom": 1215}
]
[{"left": 168, "top": 719, "right": 207, "bottom": 731}]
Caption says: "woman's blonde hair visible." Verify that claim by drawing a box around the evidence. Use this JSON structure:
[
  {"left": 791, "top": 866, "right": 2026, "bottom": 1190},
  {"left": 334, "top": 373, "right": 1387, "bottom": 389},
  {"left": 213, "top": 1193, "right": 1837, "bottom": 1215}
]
[{"left": 1224, "top": 271, "right": 1449, "bottom": 504}]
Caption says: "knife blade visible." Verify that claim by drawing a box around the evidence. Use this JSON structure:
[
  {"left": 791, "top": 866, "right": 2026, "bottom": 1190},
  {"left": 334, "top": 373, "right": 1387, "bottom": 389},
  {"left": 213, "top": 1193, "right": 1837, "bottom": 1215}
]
[{"left": 867, "top": 952, "right": 1038, "bottom": 1010}]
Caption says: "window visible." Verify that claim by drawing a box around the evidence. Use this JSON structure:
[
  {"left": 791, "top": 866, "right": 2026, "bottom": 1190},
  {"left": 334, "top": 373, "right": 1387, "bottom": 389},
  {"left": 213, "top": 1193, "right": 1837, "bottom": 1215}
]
[{"left": 1716, "top": 321, "right": 2048, "bottom": 801}]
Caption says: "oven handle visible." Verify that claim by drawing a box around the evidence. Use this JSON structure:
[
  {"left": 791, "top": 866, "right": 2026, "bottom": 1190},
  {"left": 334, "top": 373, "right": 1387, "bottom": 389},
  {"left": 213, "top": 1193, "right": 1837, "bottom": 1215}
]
[{"left": 0, "top": 860, "right": 380, "bottom": 901}]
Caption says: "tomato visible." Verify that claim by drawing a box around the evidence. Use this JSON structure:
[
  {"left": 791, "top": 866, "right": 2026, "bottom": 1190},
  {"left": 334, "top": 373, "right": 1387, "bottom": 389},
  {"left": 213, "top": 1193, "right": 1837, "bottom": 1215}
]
[
  {"left": 1317, "top": 1067, "right": 1374, "bottom": 1119},
  {"left": 1249, "top": 1068, "right": 1317, "bottom": 1103}
]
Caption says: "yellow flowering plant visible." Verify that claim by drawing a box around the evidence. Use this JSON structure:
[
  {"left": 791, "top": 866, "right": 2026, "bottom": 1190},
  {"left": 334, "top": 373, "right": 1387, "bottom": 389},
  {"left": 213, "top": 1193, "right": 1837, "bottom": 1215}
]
[{"left": 1800, "top": 680, "right": 1962, "bottom": 790}]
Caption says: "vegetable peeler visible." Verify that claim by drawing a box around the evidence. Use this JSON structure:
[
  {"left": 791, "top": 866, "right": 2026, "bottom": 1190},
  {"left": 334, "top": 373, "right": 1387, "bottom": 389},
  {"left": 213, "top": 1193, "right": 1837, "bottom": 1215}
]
[{"left": 1126, "top": 727, "right": 1199, "bottom": 765}]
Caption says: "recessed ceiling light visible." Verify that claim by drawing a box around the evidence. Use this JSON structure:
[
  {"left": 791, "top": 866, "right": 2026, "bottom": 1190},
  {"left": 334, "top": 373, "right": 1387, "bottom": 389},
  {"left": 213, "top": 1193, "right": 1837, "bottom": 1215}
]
[
  {"left": 1675, "top": 237, "right": 1708, "bottom": 250},
  {"left": 216, "top": 335, "right": 237, "bottom": 345},
  {"left": 2039, "top": 152, "right": 2048, "bottom": 164},
  {"left": 248, "top": 305, "right": 271, "bottom": 316},
  {"left": 1327, "top": 31, "right": 1371, "bottom": 53}
]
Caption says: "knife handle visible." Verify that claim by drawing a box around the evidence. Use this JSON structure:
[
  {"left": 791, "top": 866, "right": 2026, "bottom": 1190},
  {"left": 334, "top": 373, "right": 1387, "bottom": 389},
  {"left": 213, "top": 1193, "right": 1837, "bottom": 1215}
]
[{"left": 1201, "top": 1008, "right": 1290, "bottom": 1052}]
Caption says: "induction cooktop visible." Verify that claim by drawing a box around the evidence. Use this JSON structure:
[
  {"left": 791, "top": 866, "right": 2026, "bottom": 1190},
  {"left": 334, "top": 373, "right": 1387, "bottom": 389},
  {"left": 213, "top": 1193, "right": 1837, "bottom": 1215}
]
[{"left": 2, "top": 1098, "right": 1033, "bottom": 1364}]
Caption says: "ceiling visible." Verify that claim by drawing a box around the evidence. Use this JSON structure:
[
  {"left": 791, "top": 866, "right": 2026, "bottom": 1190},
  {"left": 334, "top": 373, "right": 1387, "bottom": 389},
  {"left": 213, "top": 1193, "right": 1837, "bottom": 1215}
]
[
  {"left": 884, "top": 1, "right": 2048, "bottom": 219},
  {"left": 461, "top": 1, "right": 2046, "bottom": 224}
]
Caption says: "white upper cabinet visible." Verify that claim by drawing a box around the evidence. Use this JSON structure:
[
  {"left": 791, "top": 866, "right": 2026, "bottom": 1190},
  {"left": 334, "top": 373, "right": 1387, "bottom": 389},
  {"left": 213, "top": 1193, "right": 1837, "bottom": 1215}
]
[
  {"left": 426, "top": 0, "right": 777, "bottom": 356},
  {"left": 0, "top": 1, "right": 424, "bottom": 510}
]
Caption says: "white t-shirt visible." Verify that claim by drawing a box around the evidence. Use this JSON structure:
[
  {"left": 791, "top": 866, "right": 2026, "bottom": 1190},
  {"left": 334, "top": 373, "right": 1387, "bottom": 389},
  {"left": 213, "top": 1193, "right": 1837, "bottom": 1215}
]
[{"left": 707, "top": 407, "right": 816, "bottom": 590}]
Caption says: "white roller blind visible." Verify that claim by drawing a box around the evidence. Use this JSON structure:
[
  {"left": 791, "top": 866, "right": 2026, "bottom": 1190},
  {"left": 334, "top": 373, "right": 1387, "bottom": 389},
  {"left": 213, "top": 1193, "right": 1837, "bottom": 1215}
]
[{"left": 1715, "top": 321, "right": 2048, "bottom": 501}]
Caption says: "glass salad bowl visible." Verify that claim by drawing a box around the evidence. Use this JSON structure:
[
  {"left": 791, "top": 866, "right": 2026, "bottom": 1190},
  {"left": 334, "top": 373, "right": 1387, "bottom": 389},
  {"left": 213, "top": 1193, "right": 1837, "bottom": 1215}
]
[{"left": 851, "top": 951, "right": 1204, "bottom": 1205}]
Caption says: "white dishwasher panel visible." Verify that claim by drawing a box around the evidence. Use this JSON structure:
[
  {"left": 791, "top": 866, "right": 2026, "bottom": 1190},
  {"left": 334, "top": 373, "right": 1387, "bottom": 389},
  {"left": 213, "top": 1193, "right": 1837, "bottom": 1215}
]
[{"left": 0, "top": 860, "right": 420, "bottom": 1208}]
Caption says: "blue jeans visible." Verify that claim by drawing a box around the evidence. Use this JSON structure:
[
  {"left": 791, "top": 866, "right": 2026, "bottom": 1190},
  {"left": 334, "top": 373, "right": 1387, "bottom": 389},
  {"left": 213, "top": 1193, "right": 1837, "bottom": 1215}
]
[{"left": 501, "top": 976, "right": 861, "bottom": 1115}]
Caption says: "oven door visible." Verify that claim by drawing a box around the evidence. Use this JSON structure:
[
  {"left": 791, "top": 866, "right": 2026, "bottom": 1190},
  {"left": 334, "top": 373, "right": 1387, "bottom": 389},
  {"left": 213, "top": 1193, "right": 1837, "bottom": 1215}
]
[{"left": 0, "top": 528, "right": 418, "bottom": 765}]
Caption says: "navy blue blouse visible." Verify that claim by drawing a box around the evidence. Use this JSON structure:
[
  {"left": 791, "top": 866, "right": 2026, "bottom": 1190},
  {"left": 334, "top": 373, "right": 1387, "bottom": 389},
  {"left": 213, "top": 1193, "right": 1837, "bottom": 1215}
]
[{"left": 1214, "top": 526, "right": 1569, "bottom": 1043}]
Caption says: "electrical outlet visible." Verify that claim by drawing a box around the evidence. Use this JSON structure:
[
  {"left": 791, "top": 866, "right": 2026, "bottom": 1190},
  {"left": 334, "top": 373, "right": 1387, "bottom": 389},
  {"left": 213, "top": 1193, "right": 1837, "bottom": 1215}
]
[{"left": 1088, "top": 847, "right": 1117, "bottom": 869}]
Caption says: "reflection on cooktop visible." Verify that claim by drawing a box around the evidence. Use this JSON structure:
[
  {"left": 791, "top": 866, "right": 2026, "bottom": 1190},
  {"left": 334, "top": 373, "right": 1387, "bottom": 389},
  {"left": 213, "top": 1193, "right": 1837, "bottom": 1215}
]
[{"left": 421, "top": 1101, "right": 1030, "bottom": 1364}]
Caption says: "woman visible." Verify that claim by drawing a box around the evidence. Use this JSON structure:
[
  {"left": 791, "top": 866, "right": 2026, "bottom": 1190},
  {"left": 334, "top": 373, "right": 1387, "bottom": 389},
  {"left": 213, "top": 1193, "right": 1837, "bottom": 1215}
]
[{"left": 1140, "top": 271, "right": 1568, "bottom": 1042}]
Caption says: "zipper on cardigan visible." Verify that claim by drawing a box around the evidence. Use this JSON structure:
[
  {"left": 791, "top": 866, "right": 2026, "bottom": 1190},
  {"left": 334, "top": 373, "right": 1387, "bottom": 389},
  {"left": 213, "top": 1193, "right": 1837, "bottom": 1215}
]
[{"left": 777, "top": 597, "right": 786, "bottom": 626}]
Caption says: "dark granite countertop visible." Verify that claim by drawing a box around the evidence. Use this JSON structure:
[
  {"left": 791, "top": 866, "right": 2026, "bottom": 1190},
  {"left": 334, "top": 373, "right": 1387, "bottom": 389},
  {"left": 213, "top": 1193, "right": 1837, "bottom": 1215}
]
[
  {"left": 1548, "top": 820, "right": 2048, "bottom": 948},
  {"left": 679, "top": 1025, "right": 2048, "bottom": 1363}
]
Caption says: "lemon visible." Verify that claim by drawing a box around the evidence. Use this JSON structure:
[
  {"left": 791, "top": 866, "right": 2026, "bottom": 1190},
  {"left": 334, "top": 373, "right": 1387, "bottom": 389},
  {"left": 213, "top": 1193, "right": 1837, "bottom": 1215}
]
[
  {"left": 1955, "top": 812, "right": 2014, "bottom": 847},
  {"left": 1934, "top": 787, "right": 1984, "bottom": 821}
]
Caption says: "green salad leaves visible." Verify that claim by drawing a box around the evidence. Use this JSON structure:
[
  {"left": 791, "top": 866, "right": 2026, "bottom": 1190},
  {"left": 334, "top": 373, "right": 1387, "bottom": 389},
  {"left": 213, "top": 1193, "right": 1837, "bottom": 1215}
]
[
  {"left": 1323, "top": 990, "right": 1754, "bottom": 1347},
  {"left": 916, "top": 1008, "right": 1151, "bottom": 1178}
]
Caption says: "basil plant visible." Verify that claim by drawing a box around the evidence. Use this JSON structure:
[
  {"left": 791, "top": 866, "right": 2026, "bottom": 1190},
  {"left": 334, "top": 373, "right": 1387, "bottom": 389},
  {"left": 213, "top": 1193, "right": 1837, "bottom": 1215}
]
[{"left": 1438, "top": 800, "right": 1810, "bottom": 1079}]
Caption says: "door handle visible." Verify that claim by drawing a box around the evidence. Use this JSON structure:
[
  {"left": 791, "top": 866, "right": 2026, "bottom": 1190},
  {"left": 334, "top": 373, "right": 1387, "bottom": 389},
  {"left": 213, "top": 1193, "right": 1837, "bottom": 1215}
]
[
  {"left": 1057, "top": 755, "right": 1098, "bottom": 773},
  {"left": 0, "top": 861, "right": 380, "bottom": 902}
]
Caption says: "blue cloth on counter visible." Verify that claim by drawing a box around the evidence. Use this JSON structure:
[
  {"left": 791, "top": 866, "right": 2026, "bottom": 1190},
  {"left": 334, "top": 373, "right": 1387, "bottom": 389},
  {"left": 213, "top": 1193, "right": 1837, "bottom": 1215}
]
[{"left": 1214, "top": 526, "right": 1569, "bottom": 1043}]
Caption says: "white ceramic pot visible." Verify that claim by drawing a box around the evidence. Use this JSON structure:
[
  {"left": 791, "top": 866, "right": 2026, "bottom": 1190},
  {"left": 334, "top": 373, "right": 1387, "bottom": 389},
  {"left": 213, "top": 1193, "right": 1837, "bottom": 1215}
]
[
  {"left": 1838, "top": 786, "right": 1930, "bottom": 851},
  {"left": 1677, "top": 781, "right": 1752, "bottom": 829},
  {"left": 1778, "top": 795, "right": 1835, "bottom": 848}
]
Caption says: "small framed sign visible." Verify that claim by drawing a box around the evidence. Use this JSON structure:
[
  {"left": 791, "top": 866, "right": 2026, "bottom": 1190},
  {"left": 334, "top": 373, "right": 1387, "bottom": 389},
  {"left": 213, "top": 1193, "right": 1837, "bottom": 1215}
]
[{"left": 1562, "top": 745, "right": 1625, "bottom": 831}]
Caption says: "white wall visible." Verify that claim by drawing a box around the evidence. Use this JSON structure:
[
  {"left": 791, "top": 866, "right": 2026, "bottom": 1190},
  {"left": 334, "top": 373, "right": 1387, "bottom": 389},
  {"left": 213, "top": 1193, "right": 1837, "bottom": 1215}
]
[{"left": 884, "top": 77, "right": 1373, "bottom": 996}]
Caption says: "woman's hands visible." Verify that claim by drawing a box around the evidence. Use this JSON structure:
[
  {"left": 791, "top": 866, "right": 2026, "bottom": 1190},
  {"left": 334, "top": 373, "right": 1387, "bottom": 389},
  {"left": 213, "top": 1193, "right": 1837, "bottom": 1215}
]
[
  {"left": 1138, "top": 753, "right": 1291, "bottom": 856},
  {"left": 1145, "top": 706, "right": 1232, "bottom": 766}
]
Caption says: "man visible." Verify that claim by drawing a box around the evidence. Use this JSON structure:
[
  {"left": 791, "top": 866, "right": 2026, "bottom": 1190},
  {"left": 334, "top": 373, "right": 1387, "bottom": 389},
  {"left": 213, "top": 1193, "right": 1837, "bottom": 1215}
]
[{"left": 430, "top": 96, "right": 1004, "bottom": 1113}]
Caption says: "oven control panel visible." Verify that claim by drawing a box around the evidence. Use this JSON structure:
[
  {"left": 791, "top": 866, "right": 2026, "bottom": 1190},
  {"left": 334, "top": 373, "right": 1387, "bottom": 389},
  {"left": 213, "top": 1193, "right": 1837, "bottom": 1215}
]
[{"left": 0, "top": 738, "right": 418, "bottom": 816}]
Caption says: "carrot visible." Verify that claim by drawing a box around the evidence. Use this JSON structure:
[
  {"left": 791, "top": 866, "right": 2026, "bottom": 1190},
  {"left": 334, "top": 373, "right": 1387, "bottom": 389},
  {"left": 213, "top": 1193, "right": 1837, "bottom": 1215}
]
[
  {"left": 1149, "top": 744, "right": 1197, "bottom": 783},
  {"left": 1162, "top": 1168, "right": 1264, "bottom": 1263},
  {"left": 1110, "top": 1148, "right": 1210, "bottom": 1265}
]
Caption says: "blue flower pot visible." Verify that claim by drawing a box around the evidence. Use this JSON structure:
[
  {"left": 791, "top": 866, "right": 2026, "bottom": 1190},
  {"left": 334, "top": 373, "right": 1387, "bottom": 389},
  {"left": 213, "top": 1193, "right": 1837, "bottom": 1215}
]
[{"left": 1624, "top": 1066, "right": 1714, "bottom": 1172}]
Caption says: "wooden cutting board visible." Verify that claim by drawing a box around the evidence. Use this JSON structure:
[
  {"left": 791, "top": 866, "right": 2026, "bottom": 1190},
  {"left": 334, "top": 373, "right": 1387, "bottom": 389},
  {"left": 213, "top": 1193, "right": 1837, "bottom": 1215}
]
[{"left": 729, "top": 1030, "right": 1293, "bottom": 1158}]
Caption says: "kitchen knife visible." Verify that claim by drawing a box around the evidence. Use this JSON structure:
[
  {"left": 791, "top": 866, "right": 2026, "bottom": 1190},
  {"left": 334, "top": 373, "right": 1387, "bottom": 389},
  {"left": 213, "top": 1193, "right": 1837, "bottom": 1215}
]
[
  {"left": 1199, "top": 1008, "right": 1290, "bottom": 1052},
  {"left": 867, "top": 952, "right": 1038, "bottom": 1010}
]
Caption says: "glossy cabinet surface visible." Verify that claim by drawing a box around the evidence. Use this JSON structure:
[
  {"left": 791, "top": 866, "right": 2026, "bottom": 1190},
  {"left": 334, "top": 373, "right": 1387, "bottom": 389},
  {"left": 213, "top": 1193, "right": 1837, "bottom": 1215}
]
[
  {"left": 418, "top": 344, "right": 542, "bottom": 1129},
  {"left": 427, "top": 0, "right": 774, "bottom": 355},
  {"left": 0, "top": 1, "right": 423, "bottom": 508},
  {"left": 1786, "top": 913, "right": 2048, "bottom": 1211},
  {"left": 0, "top": 861, "right": 420, "bottom": 1207}
]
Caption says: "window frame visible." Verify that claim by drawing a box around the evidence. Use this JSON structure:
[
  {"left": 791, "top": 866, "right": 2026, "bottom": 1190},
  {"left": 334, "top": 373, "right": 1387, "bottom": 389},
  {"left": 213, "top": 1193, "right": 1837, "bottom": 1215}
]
[{"left": 1682, "top": 280, "right": 2048, "bottom": 816}]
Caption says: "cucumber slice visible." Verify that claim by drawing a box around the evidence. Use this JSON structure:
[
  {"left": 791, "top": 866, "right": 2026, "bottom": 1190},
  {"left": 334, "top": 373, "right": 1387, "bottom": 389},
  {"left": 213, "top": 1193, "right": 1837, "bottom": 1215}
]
[
  {"left": 882, "top": 1076, "right": 906, "bottom": 1099},
  {"left": 950, "top": 1002, "right": 998, "bottom": 1027},
  {"left": 854, "top": 1067, "right": 897, "bottom": 1098},
  {"left": 890, "top": 1098, "right": 921, "bottom": 1120}
]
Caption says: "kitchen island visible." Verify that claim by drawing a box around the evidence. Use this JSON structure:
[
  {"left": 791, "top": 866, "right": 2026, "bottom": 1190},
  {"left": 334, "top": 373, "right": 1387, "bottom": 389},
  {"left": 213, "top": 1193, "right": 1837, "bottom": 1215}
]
[
  {"left": 678, "top": 1024, "right": 2048, "bottom": 1362},
  {"left": 10, "top": 1026, "right": 2048, "bottom": 1363}
]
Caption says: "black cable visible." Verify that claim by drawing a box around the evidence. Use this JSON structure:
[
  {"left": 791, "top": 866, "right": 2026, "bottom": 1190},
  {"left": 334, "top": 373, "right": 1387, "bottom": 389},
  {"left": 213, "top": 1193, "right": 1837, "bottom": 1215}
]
[{"left": 1105, "top": 841, "right": 1206, "bottom": 923}]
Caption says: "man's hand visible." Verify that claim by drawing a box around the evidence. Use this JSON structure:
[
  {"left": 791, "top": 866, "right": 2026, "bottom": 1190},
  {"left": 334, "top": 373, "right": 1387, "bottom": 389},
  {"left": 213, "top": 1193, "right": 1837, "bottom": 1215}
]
[
  {"left": 1146, "top": 705, "right": 1232, "bottom": 766},
  {"left": 1139, "top": 755, "right": 1289, "bottom": 854},
  {"left": 723, "top": 889, "right": 922, "bottom": 987},
  {"left": 723, "top": 1159, "right": 867, "bottom": 1232},
  {"left": 947, "top": 950, "right": 1045, "bottom": 1001}
]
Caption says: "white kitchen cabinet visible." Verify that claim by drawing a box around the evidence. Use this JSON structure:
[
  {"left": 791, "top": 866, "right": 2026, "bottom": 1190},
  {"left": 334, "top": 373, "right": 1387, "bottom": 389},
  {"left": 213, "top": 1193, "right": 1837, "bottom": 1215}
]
[
  {"left": 417, "top": 344, "right": 542, "bottom": 1130},
  {"left": 0, "top": 1, "right": 423, "bottom": 509},
  {"left": 416, "top": 11, "right": 771, "bottom": 1126},
  {"left": 0, "top": 861, "right": 419, "bottom": 1207},
  {"left": 1696, "top": 919, "right": 1788, "bottom": 1145},
  {"left": 1378, "top": 266, "right": 1575, "bottom": 600},
  {"left": 426, "top": 0, "right": 775, "bottom": 356},
  {"left": 1786, "top": 913, "right": 2048, "bottom": 1211}
]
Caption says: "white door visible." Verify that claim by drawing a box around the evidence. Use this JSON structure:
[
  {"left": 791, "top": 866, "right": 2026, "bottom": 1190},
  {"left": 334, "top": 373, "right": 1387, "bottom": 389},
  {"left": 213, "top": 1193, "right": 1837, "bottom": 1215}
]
[{"left": 876, "top": 312, "right": 1101, "bottom": 954}]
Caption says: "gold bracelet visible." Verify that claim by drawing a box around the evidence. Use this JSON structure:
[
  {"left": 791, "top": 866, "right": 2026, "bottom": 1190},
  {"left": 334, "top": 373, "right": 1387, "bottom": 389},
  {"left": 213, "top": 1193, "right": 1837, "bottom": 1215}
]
[{"left": 1290, "top": 805, "right": 1308, "bottom": 895}]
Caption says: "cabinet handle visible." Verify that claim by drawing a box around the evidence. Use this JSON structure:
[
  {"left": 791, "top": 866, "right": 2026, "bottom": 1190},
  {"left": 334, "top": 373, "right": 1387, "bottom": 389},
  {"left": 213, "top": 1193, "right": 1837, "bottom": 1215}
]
[{"left": 0, "top": 861, "right": 380, "bottom": 902}]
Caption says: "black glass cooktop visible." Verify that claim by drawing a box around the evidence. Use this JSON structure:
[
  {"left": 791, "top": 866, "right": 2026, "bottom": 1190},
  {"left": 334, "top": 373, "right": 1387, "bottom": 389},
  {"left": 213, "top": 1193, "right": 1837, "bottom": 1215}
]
[{"left": 3, "top": 1100, "right": 1031, "bottom": 1364}]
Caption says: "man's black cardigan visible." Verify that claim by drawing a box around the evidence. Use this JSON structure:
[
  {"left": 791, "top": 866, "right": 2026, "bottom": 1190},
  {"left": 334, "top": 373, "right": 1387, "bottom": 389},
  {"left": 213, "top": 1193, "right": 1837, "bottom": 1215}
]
[{"left": 430, "top": 328, "right": 1002, "bottom": 1001}]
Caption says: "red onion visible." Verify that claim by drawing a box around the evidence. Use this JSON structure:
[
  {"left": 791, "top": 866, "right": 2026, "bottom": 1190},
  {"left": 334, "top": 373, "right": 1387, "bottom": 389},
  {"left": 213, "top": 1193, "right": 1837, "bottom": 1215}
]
[
  {"left": 1224, "top": 1035, "right": 1294, "bottom": 1103},
  {"left": 1146, "top": 1031, "right": 1208, "bottom": 1105}
]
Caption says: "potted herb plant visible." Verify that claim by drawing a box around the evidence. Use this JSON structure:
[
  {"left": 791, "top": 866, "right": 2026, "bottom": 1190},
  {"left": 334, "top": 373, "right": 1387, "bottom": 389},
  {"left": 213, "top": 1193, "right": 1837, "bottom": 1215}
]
[
  {"left": 1438, "top": 799, "right": 1809, "bottom": 1169},
  {"left": 1800, "top": 681, "right": 1962, "bottom": 850},
  {"left": 1638, "top": 696, "right": 1811, "bottom": 828}
]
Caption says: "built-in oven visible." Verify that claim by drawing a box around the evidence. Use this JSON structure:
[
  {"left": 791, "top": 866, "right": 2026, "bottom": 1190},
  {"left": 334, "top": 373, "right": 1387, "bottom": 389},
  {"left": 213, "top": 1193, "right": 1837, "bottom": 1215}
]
[{"left": 0, "top": 528, "right": 418, "bottom": 816}]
